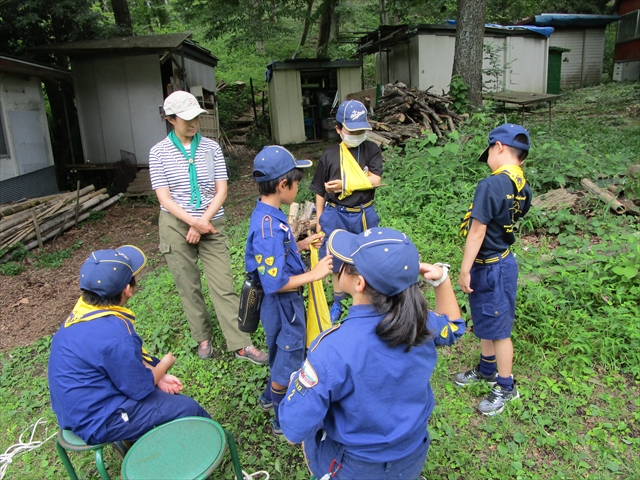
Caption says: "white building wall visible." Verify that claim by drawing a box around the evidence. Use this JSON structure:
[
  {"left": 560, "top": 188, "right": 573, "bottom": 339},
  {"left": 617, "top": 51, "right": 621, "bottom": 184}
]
[
  {"left": 505, "top": 35, "right": 548, "bottom": 93},
  {"left": 583, "top": 28, "right": 606, "bottom": 85},
  {"left": 72, "top": 54, "right": 165, "bottom": 165},
  {"left": 268, "top": 69, "right": 305, "bottom": 144},
  {"left": 418, "top": 34, "right": 456, "bottom": 93},
  {"left": 0, "top": 74, "right": 54, "bottom": 181},
  {"left": 337, "top": 67, "right": 361, "bottom": 101},
  {"left": 549, "top": 30, "right": 585, "bottom": 87}
]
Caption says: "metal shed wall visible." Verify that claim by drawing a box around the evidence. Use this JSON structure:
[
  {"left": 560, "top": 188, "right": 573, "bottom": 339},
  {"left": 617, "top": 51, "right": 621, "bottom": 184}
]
[
  {"left": 0, "top": 165, "right": 59, "bottom": 204},
  {"left": 269, "top": 69, "right": 305, "bottom": 144},
  {"left": 414, "top": 32, "right": 548, "bottom": 94},
  {"left": 549, "top": 28, "right": 606, "bottom": 87},
  {"left": 72, "top": 54, "right": 166, "bottom": 165},
  {"left": 0, "top": 74, "right": 54, "bottom": 182},
  {"left": 183, "top": 57, "right": 216, "bottom": 92},
  {"left": 337, "top": 67, "right": 362, "bottom": 101}
]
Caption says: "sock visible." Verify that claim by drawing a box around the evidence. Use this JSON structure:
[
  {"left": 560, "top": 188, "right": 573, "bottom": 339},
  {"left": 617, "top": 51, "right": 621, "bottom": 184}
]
[
  {"left": 478, "top": 354, "right": 497, "bottom": 376},
  {"left": 333, "top": 291, "right": 345, "bottom": 308},
  {"left": 260, "top": 377, "right": 272, "bottom": 403},
  {"left": 271, "top": 384, "right": 287, "bottom": 426},
  {"left": 496, "top": 374, "right": 514, "bottom": 391}
]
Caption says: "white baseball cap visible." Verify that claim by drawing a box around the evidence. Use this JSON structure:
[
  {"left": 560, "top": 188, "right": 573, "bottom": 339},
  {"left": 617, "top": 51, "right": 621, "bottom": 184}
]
[{"left": 163, "top": 91, "right": 208, "bottom": 120}]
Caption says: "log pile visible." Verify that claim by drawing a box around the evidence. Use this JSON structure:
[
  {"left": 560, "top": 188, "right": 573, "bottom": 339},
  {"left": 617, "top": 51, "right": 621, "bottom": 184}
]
[
  {"left": 369, "top": 82, "right": 465, "bottom": 146},
  {"left": 288, "top": 201, "right": 317, "bottom": 241},
  {"left": 0, "top": 186, "right": 123, "bottom": 253}
]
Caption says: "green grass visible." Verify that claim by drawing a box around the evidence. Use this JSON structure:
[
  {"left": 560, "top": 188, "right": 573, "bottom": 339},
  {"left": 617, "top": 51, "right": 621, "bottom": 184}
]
[{"left": 0, "top": 82, "right": 638, "bottom": 479}]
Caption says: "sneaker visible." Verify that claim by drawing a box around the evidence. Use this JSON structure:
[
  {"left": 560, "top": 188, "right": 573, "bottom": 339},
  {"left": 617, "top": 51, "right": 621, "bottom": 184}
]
[
  {"left": 271, "top": 419, "right": 283, "bottom": 436},
  {"left": 454, "top": 366, "right": 497, "bottom": 386},
  {"left": 476, "top": 383, "right": 520, "bottom": 416},
  {"left": 198, "top": 340, "right": 213, "bottom": 359},
  {"left": 258, "top": 395, "right": 273, "bottom": 412},
  {"left": 235, "top": 345, "right": 268, "bottom": 365},
  {"left": 329, "top": 302, "right": 343, "bottom": 324}
]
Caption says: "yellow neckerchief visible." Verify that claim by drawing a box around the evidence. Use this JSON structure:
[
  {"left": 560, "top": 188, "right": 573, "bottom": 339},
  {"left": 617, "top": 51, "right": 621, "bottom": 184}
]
[
  {"left": 338, "top": 142, "right": 373, "bottom": 200},
  {"left": 459, "top": 165, "right": 527, "bottom": 237},
  {"left": 64, "top": 297, "right": 153, "bottom": 363},
  {"left": 492, "top": 165, "right": 527, "bottom": 192}
]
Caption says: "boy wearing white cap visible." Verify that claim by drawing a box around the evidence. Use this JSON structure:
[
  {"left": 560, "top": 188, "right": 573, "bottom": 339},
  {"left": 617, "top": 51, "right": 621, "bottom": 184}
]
[
  {"left": 310, "top": 100, "right": 384, "bottom": 324},
  {"left": 150, "top": 90, "right": 267, "bottom": 364},
  {"left": 48, "top": 246, "right": 209, "bottom": 446}
]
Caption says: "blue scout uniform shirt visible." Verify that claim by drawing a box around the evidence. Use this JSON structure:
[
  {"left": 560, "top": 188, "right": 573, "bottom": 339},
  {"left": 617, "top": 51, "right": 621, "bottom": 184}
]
[
  {"left": 470, "top": 174, "right": 532, "bottom": 258},
  {"left": 48, "top": 314, "right": 155, "bottom": 442},
  {"left": 245, "top": 200, "right": 307, "bottom": 293},
  {"left": 279, "top": 304, "right": 465, "bottom": 462}
]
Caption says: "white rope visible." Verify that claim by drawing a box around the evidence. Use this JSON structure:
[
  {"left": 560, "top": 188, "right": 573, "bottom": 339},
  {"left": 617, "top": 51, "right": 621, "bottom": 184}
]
[
  {"left": 0, "top": 418, "right": 57, "bottom": 480},
  {"left": 243, "top": 470, "right": 270, "bottom": 480}
]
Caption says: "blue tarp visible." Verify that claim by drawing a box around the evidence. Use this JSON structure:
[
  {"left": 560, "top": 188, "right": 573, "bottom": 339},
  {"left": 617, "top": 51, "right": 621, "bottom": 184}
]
[
  {"left": 445, "top": 20, "right": 554, "bottom": 37},
  {"left": 531, "top": 14, "right": 620, "bottom": 28}
]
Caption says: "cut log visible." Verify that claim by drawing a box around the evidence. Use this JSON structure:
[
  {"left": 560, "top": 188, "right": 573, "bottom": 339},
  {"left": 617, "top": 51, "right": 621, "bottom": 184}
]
[{"left": 581, "top": 178, "right": 626, "bottom": 214}]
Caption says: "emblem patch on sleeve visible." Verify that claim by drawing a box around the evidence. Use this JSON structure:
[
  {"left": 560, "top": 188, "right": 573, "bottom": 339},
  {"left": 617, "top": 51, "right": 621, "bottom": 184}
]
[
  {"left": 265, "top": 256, "right": 275, "bottom": 266},
  {"left": 258, "top": 266, "right": 266, "bottom": 275},
  {"left": 267, "top": 267, "right": 278, "bottom": 277},
  {"left": 298, "top": 359, "right": 318, "bottom": 388},
  {"left": 255, "top": 254, "right": 263, "bottom": 264},
  {"left": 279, "top": 223, "right": 289, "bottom": 232},
  {"left": 440, "top": 325, "right": 449, "bottom": 338}
]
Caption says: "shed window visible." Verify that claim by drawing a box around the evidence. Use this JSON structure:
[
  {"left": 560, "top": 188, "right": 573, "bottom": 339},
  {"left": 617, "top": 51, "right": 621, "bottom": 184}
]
[
  {"left": 617, "top": 10, "right": 640, "bottom": 43},
  {"left": 0, "top": 107, "right": 7, "bottom": 157}
]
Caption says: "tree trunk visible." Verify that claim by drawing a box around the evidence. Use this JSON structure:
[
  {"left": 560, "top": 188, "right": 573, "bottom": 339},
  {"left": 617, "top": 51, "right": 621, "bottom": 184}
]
[
  {"left": 296, "top": 0, "right": 314, "bottom": 54},
  {"left": 316, "top": 0, "right": 338, "bottom": 57},
  {"left": 452, "top": 0, "right": 486, "bottom": 108},
  {"left": 379, "top": 0, "right": 388, "bottom": 25},
  {"left": 111, "top": 0, "right": 133, "bottom": 36}
]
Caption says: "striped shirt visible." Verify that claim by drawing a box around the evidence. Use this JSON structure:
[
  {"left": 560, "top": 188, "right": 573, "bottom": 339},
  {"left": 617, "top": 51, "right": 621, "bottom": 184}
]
[{"left": 149, "top": 136, "right": 228, "bottom": 219}]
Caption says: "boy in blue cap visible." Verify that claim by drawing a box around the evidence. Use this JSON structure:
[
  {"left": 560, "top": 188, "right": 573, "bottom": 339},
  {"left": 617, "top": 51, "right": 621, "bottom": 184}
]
[
  {"left": 48, "top": 245, "right": 209, "bottom": 446},
  {"left": 247, "top": 146, "right": 333, "bottom": 435},
  {"left": 457, "top": 123, "right": 533, "bottom": 415},
  {"left": 310, "top": 100, "right": 384, "bottom": 323},
  {"left": 279, "top": 227, "right": 465, "bottom": 478}
]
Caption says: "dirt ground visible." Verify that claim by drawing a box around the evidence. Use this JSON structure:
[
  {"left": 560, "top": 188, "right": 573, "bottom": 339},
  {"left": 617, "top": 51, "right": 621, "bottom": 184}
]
[{"left": 0, "top": 142, "right": 330, "bottom": 352}]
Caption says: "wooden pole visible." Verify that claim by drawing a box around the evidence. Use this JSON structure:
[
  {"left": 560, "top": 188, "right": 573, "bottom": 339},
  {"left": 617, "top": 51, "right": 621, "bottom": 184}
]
[
  {"left": 249, "top": 78, "right": 258, "bottom": 122},
  {"left": 31, "top": 210, "right": 44, "bottom": 249}
]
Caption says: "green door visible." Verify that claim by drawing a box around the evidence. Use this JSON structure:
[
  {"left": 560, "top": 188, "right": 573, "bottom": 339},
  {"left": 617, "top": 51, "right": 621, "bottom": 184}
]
[{"left": 547, "top": 47, "right": 571, "bottom": 94}]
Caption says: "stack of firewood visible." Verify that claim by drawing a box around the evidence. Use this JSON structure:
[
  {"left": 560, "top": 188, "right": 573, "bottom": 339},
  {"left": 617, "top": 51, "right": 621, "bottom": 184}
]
[
  {"left": 0, "top": 186, "right": 122, "bottom": 253},
  {"left": 368, "top": 82, "right": 466, "bottom": 147}
]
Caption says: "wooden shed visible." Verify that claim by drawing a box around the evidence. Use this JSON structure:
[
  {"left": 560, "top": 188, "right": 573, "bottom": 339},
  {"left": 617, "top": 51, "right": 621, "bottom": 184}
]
[
  {"left": 613, "top": 0, "right": 640, "bottom": 81},
  {"left": 0, "top": 55, "right": 70, "bottom": 204},
  {"left": 266, "top": 59, "right": 362, "bottom": 145},
  {"left": 357, "top": 24, "right": 551, "bottom": 95},
  {"left": 35, "top": 32, "right": 219, "bottom": 167},
  {"left": 520, "top": 14, "right": 620, "bottom": 87}
]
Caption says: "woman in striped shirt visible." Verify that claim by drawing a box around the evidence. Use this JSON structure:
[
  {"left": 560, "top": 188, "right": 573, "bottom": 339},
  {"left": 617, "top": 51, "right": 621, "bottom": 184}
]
[{"left": 149, "top": 91, "right": 267, "bottom": 365}]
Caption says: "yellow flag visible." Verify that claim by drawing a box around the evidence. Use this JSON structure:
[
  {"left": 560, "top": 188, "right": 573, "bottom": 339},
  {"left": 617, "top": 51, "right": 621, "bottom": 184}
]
[
  {"left": 306, "top": 240, "right": 332, "bottom": 348},
  {"left": 338, "top": 142, "right": 373, "bottom": 200}
]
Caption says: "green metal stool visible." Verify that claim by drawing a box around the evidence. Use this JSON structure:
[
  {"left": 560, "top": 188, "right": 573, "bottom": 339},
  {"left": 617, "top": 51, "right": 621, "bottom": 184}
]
[
  {"left": 121, "top": 416, "right": 243, "bottom": 480},
  {"left": 55, "top": 429, "right": 111, "bottom": 480}
]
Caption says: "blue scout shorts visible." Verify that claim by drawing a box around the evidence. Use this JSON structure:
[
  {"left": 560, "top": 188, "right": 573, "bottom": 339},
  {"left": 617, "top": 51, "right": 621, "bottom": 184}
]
[
  {"left": 469, "top": 252, "right": 518, "bottom": 340},
  {"left": 319, "top": 203, "right": 380, "bottom": 272},
  {"left": 89, "top": 389, "right": 210, "bottom": 444},
  {"left": 261, "top": 291, "right": 306, "bottom": 386},
  {"left": 304, "top": 429, "right": 430, "bottom": 479}
]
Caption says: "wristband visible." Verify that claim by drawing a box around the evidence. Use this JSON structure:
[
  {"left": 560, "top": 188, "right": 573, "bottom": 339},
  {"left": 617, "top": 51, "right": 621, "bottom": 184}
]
[{"left": 425, "top": 263, "right": 450, "bottom": 288}]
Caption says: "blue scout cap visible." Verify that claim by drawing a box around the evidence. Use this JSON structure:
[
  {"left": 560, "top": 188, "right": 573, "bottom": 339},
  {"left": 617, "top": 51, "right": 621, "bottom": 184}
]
[
  {"left": 336, "top": 100, "right": 372, "bottom": 131},
  {"left": 79, "top": 245, "right": 147, "bottom": 298},
  {"left": 478, "top": 123, "right": 530, "bottom": 162},
  {"left": 328, "top": 227, "right": 419, "bottom": 297},
  {"left": 253, "top": 146, "right": 312, "bottom": 183}
]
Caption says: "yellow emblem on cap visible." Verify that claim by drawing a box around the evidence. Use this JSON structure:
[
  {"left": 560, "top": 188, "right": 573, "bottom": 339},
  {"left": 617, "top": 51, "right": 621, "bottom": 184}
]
[
  {"left": 265, "top": 256, "right": 275, "bottom": 266},
  {"left": 267, "top": 267, "right": 278, "bottom": 277},
  {"left": 255, "top": 254, "right": 263, "bottom": 264},
  {"left": 258, "top": 265, "right": 266, "bottom": 275}
]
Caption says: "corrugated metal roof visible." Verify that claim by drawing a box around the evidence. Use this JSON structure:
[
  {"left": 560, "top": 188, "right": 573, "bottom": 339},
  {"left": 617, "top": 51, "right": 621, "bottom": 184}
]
[
  {"left": 34, "top": 32, "right": 193, "bottom": 53},
  {"left": 0, "top": 54, "right": 71, "bottom": 80}
]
